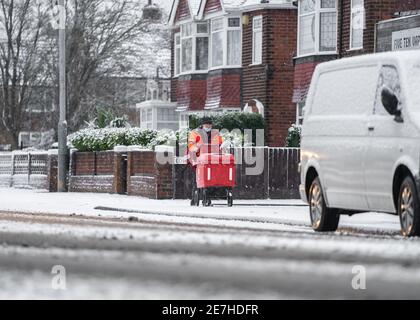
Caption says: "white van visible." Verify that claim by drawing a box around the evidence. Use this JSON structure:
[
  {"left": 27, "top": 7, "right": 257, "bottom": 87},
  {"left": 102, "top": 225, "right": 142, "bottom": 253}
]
[{"left": 300, "top": 51, "right": 420, "bottom": 237}]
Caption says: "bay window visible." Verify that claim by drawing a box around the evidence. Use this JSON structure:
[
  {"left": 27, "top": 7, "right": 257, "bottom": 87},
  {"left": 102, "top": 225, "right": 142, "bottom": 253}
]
[
  {"left": 177, "top": 16, "right": 242, "bottom": 76},
  {"left": 350, "top": 0, "right": 365, "bottom": 50},
  {"left": 252, "top": 16, "right": 263, "bottom": 64},
  {"left": 298, "top": 0, "right": 337, "bottom": 56}
]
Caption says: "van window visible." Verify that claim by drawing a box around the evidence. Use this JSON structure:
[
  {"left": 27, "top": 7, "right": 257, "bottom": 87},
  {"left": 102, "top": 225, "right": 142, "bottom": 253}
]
[
  {"left": 374, "top": 65, "right": 402, "bottom": 116},
  {"left": 311, "top": 65, "right": 378, "bottom": 116}
]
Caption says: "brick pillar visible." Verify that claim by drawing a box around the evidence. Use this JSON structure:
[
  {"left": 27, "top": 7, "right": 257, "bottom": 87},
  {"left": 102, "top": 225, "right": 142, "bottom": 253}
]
[
  {"left": 47, "top": 150, "right": 58, "bottom": 192},
  {"left": 155, "top": 146, "right": 175, "bottom": 200},
  {"left": 127, "top": 146, "right": 175, "bottom": 199}
]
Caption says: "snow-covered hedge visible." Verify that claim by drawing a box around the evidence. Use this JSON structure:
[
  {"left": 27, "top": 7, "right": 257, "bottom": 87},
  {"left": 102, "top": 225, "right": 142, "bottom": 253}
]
[
  {"left": 68, "top": 127, "right": 246, "bottom": 152},
  {"left": 68, "top": 128, "right": 171, "bottom": 152}
]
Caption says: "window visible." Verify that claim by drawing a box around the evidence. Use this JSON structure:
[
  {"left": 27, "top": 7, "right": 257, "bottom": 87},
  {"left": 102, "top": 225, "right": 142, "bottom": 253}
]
[
  {"left": 312, "top": 66, "right": 378, "bottom": 116},
  {"left": 179, "top": 113, "right": 190, "bottom": 129},
  {"left": 18, "top": 131, "right": 53, "bottom": 149},
  {"left": 141, "top": 107, "right": 179, "bottom": 130},
  {"left": 211, "top": 16, "right": 242, "bottom": 69},
  {"left": 178, "top": 22, "right": 210, "bottom": 75},
  {"left": 374, "top": 65, "right": 402, "bottom": 116},
  {"left": 350, "top": 0, "right": 365, "bottom": 50},
  {"left": 196, "top": 22, "right": 209, "bottom": 71},
  {"left": 297, "top": 102, "right": 305, "bottom": 125},
  {"left": 211, "top": 18, "right": 224, "bottom": 68},
  {"left": 177, "top": 16, "right": 242, "bottom": 75},
  {"left": 181, "top": 24, "right": 193, "bottom": 73},
  {"left": 252, "top": 16, "right": 263, "bottom": 64},
  {"left": 18, "top": 132, "right": 30, "bottom": 149},
  {"left": 227, "top": 17, "right": 242, "bottom": 66},
  {"left": 174, "top": 33, "right": 181, "bottom": 76},
  {"left": 298, "top": 0, "right": 337, "bottom": 56},
  {"left": 140, "top": 108, "right": 154, "bottom": 130}
]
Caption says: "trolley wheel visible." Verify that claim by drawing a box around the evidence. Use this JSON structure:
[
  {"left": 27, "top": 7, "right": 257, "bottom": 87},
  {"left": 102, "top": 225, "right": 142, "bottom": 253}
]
[
  {"left": 202, "top": 189, "right": 212, "bottom": 207},
  {"left": 227, "top": 190, "right": 234, "bottom": 207},
  {"left": 191, "top": 189, "right": 200, "bottom": 207}
]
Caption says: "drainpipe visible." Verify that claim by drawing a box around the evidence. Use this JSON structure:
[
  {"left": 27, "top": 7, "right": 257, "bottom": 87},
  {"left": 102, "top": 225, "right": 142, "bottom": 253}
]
[{"left": 338, "top": 0, "right": 344, "bottom": 58}]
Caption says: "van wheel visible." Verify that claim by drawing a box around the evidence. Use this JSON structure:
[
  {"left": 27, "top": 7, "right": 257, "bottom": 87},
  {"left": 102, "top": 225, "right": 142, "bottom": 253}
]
[
  {"left": 398, "top": 176, "right": 420, "bottom": 237},
  {"left": 309, "top": 177, "right": 340, "bottom": 232}
]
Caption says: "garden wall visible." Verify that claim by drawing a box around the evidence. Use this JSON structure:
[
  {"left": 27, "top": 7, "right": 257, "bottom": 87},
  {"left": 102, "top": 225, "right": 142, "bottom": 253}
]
[
  {"left": 69, "top": 150, "right": 122, "bottom": 193},
  {"left": 68, "top": 147, "right": 301, "bottom": 200},
  {"left": 174, "top": 148, "right": 300, "bottom": 200},
  {"left": 0, "top": 150, "right": 58, "bottom": 191}
]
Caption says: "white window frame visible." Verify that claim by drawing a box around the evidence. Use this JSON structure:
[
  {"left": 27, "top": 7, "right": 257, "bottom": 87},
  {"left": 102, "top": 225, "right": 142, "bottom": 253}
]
[
  {"left": 18, "top": 132, "right": 30, "bottom": 148},
  {"left": 140, "top": 107, "right": 154, "bottom": 130},
  {"left": 176, "top": 15, "right": 243, "bottom": 77},
  {"left": 210, "top": 15, "right": 242, "bottom": 70},
  {"left": 297, "top": 0, "right": 338, "bottom": 57},
  {"left": 174, "top": 33, "right": 181, "bottom": 76},
  {"left": 227, "top": 16, "right": 242, "bottom": 67},
  {"left": 296, "top": 102, "right": 305, "bottom": 125},
  {"left": 252, "top": 16, "right": 263, "bottom": 65},
  {"left": 156, "top": 107, "right": 179, "bottom": 130},
  {"left": 179, "top": 113, "right": 190, "bottom": 129},
  {"left": 195, "top": 22, "right": 210, "bottom": 71},
  {"left": 18, "top": 131, "right": 49, "bottom": 148},
  {"left": 349, "top": 0, "right": 365, "bottom": 50},
  {"left": 180, "top": 23, "right": 194, "bottom": 73},
  {"left": 178, "top": 22, "right": 210, "bottom": 76}
]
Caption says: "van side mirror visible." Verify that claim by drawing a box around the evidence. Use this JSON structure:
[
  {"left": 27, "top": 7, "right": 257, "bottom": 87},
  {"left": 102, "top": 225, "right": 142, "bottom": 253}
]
[{"left": 381, "top": 86, "right": 403, "bottom": 123}]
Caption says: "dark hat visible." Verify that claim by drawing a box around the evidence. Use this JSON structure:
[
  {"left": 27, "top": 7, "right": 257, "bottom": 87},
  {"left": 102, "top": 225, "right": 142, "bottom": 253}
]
[{"left": 200, "top": 117, "right": 213, "bottom": 125}]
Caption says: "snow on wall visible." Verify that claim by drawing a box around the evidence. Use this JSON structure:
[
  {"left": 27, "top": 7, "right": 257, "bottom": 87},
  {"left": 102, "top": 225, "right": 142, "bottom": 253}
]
[{"left": 0, "top": 152, "right": 49, "bottom": 190}]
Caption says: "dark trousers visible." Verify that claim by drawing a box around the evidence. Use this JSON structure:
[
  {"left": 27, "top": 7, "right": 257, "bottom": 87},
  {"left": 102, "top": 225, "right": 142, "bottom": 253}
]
[{"left": 191, "top": 166, "right": 197, "bottom": 200}]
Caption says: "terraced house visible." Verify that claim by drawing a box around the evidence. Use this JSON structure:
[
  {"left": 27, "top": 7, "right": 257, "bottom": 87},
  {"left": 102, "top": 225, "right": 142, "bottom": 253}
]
[{"left": 169, "top": 0, "right": 298, "bottom": 146}]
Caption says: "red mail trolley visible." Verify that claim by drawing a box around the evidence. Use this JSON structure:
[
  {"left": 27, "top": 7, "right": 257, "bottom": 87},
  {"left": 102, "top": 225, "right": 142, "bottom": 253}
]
[{"left": 191, "top": 150, "right": 236, "bottom": 207}]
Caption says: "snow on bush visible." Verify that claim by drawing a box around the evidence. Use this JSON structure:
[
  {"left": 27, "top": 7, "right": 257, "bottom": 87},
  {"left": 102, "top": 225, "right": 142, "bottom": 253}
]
[
  {"left": 69, "top": 128, "right": 163, "bottom": 152},
  {"left": 69, "top": 127, "right": 247, "bottom": 152},
  {"left": 285, "top": 124, "right": 302, "bottom": 148}
]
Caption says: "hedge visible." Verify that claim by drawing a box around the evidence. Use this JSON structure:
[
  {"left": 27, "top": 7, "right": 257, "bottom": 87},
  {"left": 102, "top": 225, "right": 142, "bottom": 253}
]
[
  {"left": 68, "top": 128, "right": 178, "bottom": 152},
  {"left": 189, "top": 112, "right": 266, "bottom": 132}
]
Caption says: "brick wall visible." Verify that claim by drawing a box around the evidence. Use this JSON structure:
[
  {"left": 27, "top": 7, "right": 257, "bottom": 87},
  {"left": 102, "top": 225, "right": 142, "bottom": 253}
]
[
  {"left": 175, "top": 0, "right": 191, "bottom": 22},
  {"left": 127, "top": 150, "right": 174, "bottom": 199},
  {"left": 242, "top": 9, "right": 298, "bottom": 147},
  {"left": 204, "top": 0, "right": 222, "bottom": 14},
  {"left": 176, "top": 74, "right": 208, "bottom": 111},
  {"left": 205, "top": 69, "right": 242, "bottom": 110},
  {"left": 394, "top": 0, "right": 420, "bottom": 12},
  {"left": 69, "top": 151, "right": 117, "bottom": 194},
  {"left": 266, "top": 9, "right": 298, "bottom": 147}
]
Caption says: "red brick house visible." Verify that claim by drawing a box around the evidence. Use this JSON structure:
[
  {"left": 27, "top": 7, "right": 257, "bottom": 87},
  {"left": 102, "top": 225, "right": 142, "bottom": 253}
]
[
  {"left": 169, "top": 0, "right": 298, "bottom": 146},
  {"left": 293, "top": 0, "right": 420, "bottom": 121}
]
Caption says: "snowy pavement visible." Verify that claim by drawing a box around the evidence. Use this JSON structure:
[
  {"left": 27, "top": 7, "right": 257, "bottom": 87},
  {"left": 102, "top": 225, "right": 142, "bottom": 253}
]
[{"left": 0, "top": 188, "right": 419, "bottom": 299}]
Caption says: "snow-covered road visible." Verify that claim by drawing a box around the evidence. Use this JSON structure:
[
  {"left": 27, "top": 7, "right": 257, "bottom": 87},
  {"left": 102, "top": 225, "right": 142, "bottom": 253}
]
[{"left": 0, "top": 189, "right": 419, "bottom": 299}]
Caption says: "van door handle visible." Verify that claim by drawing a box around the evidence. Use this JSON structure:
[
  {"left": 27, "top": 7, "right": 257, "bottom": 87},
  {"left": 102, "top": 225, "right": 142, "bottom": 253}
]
[{"left": 368, "top": 126, "right": 375, "bottom": 132}]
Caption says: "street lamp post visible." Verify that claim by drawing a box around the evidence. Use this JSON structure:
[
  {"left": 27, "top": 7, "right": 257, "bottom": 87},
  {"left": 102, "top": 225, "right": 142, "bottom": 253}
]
[{"left": 57, "top": 0, "right": 68, "bottom": 192}]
